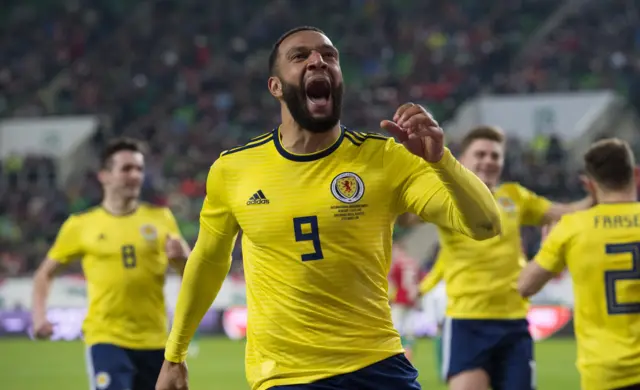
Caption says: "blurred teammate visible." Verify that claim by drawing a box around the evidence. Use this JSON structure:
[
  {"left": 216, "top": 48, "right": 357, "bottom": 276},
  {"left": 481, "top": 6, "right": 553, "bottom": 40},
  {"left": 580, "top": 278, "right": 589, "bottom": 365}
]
[
  {"left": 32, "top": 138, "right": 190, "bottom": 390},
  {"left": 389, "top": 244, "right": 420, "bottom": 361},
  {"left": 156, "top": 26, "right": 502, "bottom": 390},
  {"left": 519, "top": 138, "right": 640, "bottom": 390},
  {"left": 435, "top": 126, "right": 592, "bottom": 390}
]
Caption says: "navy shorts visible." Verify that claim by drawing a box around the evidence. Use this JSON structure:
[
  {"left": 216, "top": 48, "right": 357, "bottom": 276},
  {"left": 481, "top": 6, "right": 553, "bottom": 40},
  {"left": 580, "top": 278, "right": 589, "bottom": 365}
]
[
  {"left": 86, "top": 343, "right": 164, "bottom": 390},
  {"left": 441, "top": 318, "right": 535, "bottom": 390},
  {"left": 270, "top": 353, "right": 420, "bottom": 390}
]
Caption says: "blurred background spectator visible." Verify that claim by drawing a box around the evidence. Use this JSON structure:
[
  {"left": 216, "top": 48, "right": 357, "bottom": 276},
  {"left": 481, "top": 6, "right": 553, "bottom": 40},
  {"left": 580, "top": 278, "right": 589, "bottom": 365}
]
[{"left": 1, "top": 0, "right": 639, "bottom": 276}]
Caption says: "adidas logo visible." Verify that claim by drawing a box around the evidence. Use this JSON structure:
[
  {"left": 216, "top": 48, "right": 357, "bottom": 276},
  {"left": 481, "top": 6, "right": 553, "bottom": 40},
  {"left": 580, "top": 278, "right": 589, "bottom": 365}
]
[{"left": 246, "top": 190, "right": 270, "bottom": 205}]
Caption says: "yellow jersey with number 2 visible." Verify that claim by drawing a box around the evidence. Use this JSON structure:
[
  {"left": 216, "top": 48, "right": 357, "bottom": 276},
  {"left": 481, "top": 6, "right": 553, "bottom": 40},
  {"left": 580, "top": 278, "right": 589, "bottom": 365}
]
[
  {"left": 535, "top": 203, "right": 640, "bottom": 390},
  {"left": 436, "top": 182, "right": 551, "bottom": 319},
  {"left": 47, "top": 204, "right": 184, "bottom": 349}
]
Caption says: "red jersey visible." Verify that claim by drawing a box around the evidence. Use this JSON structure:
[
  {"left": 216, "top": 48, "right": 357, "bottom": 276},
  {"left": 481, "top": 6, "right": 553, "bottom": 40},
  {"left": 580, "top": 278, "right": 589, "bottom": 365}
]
[{"left": 389, "top": 246, "right": 419, "bottom": 306}]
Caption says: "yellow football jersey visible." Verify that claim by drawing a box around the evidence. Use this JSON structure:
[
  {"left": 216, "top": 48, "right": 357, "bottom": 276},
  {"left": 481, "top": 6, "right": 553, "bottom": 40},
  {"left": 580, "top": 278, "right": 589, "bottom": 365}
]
[
  {"left": 182, "top": 127, "right": 499, "bottom": 390},
  {"left": 535, "top": 203, "right": 640, "bottom": 390},
  {"left": 437, "top": 182, "right": 551, "bottom": 319},
  {"left": 47, "top": 203, "right": 184, "bottom": 349}
]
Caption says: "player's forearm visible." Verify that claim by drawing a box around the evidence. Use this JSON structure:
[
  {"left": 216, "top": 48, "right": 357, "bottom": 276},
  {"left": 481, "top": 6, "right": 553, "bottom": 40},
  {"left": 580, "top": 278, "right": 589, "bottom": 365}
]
[
  {"left": 544, "top": 196, "right": 594, "bottom": 223},
  {"left": 32, "top": 267, "right": 54, "bottom": 322},
  {"left": 165, "top": 229, "right": 234, "bottom": 363},
  {"left": 429, "top": 149, "right": 501, "bottom": 240},
  {"left": 518, "top": 261, "right": 555, "bottom": 298}
]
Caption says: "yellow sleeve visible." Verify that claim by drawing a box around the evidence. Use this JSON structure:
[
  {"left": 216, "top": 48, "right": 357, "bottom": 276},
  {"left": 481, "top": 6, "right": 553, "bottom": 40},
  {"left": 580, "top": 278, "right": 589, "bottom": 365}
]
[
  {"left": 162, "top": 207, "right": 185, "bottom": 240},
  {"left": 533, "top": 217, "right": 571, "bottom": 273},
  {"left": 165, "top": 159, "right": 239, "bottom": 363},
  {"left": 387, "top": 140, "right": 501, "bottom": 240},
  {"left": 46, "top": 216, "right": 84, "bottom": 264},
  {"left": 419, "top": 260, "right": 444, "bottom": 294},
  {"left": 517, "top": 184, "right": 552, "bottom": 226}
]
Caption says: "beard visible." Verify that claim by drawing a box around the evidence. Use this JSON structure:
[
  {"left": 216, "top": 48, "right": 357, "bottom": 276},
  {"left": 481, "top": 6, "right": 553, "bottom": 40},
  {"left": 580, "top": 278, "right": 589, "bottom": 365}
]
[{"left": 281, "top": 78, "right": 343, "bottom": 133}]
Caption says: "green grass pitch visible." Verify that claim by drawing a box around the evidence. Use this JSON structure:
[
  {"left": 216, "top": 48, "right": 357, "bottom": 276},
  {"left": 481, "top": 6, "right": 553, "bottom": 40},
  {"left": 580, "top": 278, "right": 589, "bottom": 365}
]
[{"left": 0, "top": 337, "right": 579, "bottom": 389}]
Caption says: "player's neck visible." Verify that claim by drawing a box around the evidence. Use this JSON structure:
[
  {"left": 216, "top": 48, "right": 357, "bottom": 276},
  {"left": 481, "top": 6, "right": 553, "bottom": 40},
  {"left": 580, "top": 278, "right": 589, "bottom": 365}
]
[
  {"left": 597, "top": 193, "right": 637, "bottom": 204},
  {"left": 596, "top": 187, "right": 637, "bottom": 204},
  {"left": 101, "top": 197, "right": 139, "bottom": 216},
  {"left": 279, "top": 120, "right": 342, "bottom": 154}
]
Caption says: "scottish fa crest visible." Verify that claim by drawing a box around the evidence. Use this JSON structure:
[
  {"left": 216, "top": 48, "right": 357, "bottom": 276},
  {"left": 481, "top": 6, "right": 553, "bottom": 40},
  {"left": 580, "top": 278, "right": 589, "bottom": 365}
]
[
  {"left": 497, "top": 197, "right": 516, "bottom": 212},
  {"left": 331, "top": 172, "right": 365, "bottom": 204},
  {"left": 140, "top": 224, "right": 158, "bottom": 241}
]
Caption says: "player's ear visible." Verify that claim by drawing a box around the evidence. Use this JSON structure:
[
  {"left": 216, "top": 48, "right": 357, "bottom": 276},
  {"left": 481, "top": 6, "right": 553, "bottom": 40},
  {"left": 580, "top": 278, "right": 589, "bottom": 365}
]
[
  {"left": 634, "top": 166, "right": 640, "bottom": 184},
  {"left": 268, "top": 76, "right": 283, "bottom": 98},
  {"left": 580, "top": 174, "right": 596, "bottom": 197},
  {"left": 97, "top": 169, "right": 109, "bottom": 186}
]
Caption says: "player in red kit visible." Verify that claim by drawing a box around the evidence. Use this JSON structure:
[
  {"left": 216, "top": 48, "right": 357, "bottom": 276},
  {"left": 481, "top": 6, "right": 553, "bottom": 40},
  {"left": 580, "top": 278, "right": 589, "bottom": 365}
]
[{"left": 389, "top": 245, "right": 420, "bottom": 361}]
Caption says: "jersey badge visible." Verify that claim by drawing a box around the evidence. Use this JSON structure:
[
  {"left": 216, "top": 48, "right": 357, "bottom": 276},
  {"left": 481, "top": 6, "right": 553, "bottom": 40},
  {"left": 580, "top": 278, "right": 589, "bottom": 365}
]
[
  {"left": 331, "top": 172, "right": 365, "bottom": 204},
  {"left": 497, "top": 197, "right": 516, "bottom": 213},
  {"left": 140, "top": 224, "right": 158, "bottom": 241},
  {"left": 95, "top": 372, "right": 111, "bottom": 389}
]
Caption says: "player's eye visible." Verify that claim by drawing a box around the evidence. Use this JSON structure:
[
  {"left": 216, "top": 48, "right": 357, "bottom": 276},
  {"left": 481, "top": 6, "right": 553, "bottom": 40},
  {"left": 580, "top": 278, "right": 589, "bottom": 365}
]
[{"left": 292, "top": 53, "right": 307, "bottom": 61}]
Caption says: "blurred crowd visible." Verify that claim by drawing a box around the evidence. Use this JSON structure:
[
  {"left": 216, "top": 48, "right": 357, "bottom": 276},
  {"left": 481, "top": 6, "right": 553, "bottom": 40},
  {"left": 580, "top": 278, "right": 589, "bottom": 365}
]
[
  {"left": 1, "top": 0, "right": 638, "bottom": 276},
  {"left": 497, "top": 0, "right": 640, "bottom": 103}
]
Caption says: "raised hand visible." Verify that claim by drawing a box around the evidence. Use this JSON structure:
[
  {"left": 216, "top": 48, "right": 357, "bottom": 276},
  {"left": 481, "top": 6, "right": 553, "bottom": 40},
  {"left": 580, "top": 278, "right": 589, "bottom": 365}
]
[{"left": 380, "top": 103, "right": 445, "bottom": 163}]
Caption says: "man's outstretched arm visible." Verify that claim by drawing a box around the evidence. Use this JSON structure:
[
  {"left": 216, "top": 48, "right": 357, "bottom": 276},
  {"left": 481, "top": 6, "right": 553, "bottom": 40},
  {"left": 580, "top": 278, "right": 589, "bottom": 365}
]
[
  {"left": 164, "top": 228, "right": 235, "bottom": 362},
  {"left": 382, "top": 103, "right": 501, "bottom": 241},
  {"left": 163, "top": 158, "right": 240, "bottom": 363}
]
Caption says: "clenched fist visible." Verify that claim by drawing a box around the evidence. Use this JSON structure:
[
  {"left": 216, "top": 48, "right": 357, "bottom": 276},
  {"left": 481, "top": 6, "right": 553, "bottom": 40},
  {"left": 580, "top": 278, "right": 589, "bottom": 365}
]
[{"left": 156, "top": 360, "right": 188, "bottom": 390}]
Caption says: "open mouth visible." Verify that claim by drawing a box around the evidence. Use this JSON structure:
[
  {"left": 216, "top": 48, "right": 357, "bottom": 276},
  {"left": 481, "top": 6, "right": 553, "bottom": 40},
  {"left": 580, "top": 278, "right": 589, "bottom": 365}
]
[{"left": 305, "top": 77, "right": 332, "bottom": 107}]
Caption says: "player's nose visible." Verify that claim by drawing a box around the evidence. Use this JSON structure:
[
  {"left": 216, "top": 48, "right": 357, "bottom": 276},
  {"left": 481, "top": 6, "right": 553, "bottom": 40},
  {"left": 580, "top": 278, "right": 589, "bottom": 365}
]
[
  {"left": 480, "top": 156, "right": 495, "bottom": 165},
  {"left": 306, "top": 51, "right": 328, "bottom": 70},
  {"left": 128, "top": 170, "right": 143, "bottom": 182}
]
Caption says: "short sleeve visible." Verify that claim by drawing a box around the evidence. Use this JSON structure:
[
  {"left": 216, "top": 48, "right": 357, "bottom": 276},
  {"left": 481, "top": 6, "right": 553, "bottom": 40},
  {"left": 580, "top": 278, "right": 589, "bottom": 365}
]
[
  {"left": 517, "top": 184, "right": 552, "bottom": 226},
  {"left": 47, "top": 216, "right": 84, "bottom": 264},
  {"left": 534, "top": 217, "right": 572, "bottom": 273},
  {"left": 200, "top": 158, "right": 240, "bottom": 238}
]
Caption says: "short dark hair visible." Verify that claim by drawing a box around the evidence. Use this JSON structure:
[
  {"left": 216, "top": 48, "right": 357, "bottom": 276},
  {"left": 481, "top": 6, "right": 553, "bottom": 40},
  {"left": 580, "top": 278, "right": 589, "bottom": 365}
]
[
  {"left": 268, "top": 26, "right": 326, "bottom": 75},
  {"left": 584, "top": 138, "right": 635, "bottom": 190},
  {"left": 460, "top": 125, "right": 505, "bottom": 153},
  {"left": 100, "top": 137, "right": 145, "bottom": 170}
]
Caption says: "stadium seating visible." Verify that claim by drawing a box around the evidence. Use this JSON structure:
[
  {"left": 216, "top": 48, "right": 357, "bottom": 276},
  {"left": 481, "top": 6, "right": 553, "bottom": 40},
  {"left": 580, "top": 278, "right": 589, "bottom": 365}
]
[{"left": 2, "top": 0, "right": 639, "bottom": 276}]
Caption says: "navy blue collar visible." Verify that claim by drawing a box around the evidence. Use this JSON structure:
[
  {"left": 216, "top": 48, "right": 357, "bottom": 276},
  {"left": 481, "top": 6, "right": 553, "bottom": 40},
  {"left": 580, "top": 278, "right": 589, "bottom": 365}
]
[{"left": 273, "top": 125, "right": 345, "bottom": 162}]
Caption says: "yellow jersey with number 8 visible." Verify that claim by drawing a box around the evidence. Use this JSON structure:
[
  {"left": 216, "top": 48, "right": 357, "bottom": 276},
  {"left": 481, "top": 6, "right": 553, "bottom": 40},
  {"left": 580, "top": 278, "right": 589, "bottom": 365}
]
[
  {"left": 535, "top": 203, "right": 640, "bottom": 390},
  {"left": 47, "top": 204, "right": 184, "bottom": 349}
]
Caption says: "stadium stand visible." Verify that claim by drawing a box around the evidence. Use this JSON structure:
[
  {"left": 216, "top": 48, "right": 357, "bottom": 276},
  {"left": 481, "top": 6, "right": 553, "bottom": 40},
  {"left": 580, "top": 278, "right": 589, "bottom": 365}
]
[{"left": 1, "top": 0, "right": 639, "bottom": 277}]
